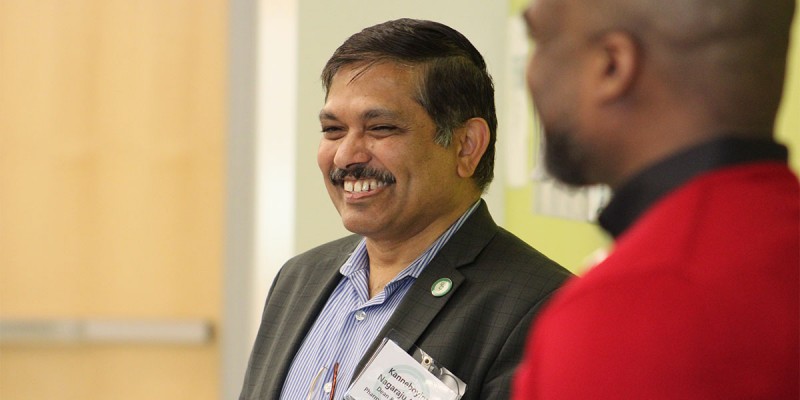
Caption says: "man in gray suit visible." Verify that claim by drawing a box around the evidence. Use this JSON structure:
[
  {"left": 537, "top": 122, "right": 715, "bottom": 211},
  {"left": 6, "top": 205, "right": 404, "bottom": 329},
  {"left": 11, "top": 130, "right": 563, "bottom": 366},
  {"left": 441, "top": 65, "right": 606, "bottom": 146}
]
[{"left": 240, "top": 18, "right": 571, "bottom": 400}]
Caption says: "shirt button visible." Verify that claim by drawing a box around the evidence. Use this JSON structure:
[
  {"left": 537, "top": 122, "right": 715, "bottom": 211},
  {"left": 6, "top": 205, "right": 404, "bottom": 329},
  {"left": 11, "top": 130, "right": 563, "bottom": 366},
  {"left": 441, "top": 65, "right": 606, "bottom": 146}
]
[
  {"left": 355, "top": 310, "right": 366, "bottom": 321},
  {"left": 323, "top": 381, "right": 332, "bottom": 393}
]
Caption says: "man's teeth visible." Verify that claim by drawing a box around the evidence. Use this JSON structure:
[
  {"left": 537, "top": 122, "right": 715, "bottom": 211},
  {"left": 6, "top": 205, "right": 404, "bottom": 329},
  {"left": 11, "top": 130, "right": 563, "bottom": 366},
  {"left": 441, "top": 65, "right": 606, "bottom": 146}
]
[{"left": 343, "top": 179, "right": 385, "bottom": 193}]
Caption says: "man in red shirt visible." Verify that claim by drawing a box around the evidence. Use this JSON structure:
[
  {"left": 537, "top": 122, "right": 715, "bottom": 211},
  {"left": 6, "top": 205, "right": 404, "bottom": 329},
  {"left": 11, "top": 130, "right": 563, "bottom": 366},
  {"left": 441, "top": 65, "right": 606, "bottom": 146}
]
[{"left": 513, "top": 0, "right": 799, "bottom": 398}]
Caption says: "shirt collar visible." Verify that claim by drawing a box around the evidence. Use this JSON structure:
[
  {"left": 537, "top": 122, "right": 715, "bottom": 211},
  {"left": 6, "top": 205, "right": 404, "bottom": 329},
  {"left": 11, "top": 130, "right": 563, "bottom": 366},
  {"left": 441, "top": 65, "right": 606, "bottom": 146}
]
[
  {"left": 598, "top": 136, "right": 788, "bottom": 238},
  {"left": 340, "top": 199, "right": 482, "bottom": 280}
]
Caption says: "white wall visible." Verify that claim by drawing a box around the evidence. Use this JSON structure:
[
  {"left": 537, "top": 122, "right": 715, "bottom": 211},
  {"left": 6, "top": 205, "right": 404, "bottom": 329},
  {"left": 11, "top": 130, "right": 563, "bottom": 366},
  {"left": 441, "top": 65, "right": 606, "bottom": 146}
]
[{"left": 224, "top": 0, "right": 258, "bottom": 398}]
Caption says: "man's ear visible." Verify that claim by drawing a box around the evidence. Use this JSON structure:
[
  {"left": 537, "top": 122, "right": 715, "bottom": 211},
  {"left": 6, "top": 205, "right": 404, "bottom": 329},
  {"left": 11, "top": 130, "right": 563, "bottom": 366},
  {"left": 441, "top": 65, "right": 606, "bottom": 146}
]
[
  {"left": 456, "top": 117, "right": 490, "bottom": 178},
  {"left": 591, "top": 31, "right": 639, "bottom": 104}
]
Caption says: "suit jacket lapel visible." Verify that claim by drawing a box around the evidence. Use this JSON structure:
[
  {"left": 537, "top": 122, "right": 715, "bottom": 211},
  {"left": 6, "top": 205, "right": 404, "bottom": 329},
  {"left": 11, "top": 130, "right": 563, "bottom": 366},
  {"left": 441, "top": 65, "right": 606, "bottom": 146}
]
[
  {"left": 352, "top": 200, "right": 498, "bottom": 379},
  {"left": 267, "top": 236, "right": 360, "bottom": 398}
]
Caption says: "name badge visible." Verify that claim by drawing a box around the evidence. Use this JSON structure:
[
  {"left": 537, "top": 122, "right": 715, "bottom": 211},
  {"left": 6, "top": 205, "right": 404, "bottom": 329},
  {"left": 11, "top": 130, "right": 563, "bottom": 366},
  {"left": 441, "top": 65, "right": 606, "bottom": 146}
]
[{"left": 345, "top": 338, "right": 465, "bottom": 400}]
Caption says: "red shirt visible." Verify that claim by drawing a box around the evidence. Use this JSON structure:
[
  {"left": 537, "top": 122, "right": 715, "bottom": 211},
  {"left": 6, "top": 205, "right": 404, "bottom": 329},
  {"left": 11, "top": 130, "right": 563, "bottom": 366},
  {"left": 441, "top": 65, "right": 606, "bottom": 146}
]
[{"left": 513, "top": 157, "right": 799, "bottom": 399}]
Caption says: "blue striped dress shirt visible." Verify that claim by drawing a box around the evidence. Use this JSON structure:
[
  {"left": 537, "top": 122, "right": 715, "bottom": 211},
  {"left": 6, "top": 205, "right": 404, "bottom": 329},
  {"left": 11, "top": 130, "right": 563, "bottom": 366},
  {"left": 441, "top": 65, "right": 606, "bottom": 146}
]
[{"left": 279, "top": 201, "right": 480, "bottom": 400}]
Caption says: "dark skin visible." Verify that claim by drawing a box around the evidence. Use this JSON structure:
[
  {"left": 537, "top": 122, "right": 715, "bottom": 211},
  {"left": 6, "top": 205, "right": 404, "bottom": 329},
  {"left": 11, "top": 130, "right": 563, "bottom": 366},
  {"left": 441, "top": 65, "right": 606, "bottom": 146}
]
[{"left": 524, "top": 0, "right": 794, "bottom": 189}]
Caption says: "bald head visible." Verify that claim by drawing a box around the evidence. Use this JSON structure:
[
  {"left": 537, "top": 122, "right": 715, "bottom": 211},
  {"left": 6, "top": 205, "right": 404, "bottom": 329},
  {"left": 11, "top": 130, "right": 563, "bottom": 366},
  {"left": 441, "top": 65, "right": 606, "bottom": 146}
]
[
  {"left": 576, "top": 0, "right": 796, "bottom": 133},
  {"left": 525, "top": 0, "right": 796, "bottom": 187},
  {"left": 577, "top": 0, "right": 794, "bottom": 45}
]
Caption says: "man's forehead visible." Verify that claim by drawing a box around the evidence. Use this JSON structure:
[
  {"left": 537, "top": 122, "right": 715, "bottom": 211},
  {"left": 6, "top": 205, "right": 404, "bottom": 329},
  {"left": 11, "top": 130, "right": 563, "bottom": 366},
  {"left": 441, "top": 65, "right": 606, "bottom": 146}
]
[
  {"left": 525, "top": 0, "right": 576, "bottom": 34},
  {"left": 332, "top": 61, "right": 417, "bottom": 87},
  {"left": 523, "top": 3, "right": 537, "bottom": 33},
  {"left": 524, "top": 0, "right": 554, "bottom": 29},
  {"left": 327, "top": 62, "right": 413, "bottom": 98},
  {"left": 525, "top": 0, "right": 541, "bottom": 18},
  {"left": 319, "top": 107, "right": 404, "bottom": 122}
]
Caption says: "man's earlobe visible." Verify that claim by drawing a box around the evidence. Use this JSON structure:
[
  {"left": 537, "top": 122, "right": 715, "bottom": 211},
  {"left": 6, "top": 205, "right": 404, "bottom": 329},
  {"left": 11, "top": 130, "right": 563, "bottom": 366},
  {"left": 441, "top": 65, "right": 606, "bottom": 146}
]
[{"left": 457, "top": 118, "right": 490, "bottom": 178}]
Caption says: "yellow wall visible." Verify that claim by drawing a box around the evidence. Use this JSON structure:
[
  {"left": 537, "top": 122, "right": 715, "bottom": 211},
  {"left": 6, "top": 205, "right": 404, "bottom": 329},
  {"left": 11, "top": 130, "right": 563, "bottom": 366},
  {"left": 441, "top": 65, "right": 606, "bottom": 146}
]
[
  {"left": 777, "top": 6, "right": 800, "bottom": 172},
  {"left": 505, "top": 1, "right": 800, "bottom": 273}
]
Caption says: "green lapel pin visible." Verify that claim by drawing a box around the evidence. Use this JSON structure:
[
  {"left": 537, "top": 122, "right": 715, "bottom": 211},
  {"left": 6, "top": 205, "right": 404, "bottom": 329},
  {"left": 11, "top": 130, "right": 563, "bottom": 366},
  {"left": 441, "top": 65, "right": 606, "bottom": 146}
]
[{"left": 431, "top": 278, "right": 453, "bottom": 297}]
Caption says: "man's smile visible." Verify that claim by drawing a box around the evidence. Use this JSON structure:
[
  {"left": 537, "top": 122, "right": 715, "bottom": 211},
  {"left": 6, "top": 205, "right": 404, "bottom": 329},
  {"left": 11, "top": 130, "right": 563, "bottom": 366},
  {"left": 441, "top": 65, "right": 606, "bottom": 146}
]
[
  {"left": 329, "top": 165, "right": 397, "bottom": 199},
  {"left": 343, "top": 178, "right": 387, "bottom": 193}
]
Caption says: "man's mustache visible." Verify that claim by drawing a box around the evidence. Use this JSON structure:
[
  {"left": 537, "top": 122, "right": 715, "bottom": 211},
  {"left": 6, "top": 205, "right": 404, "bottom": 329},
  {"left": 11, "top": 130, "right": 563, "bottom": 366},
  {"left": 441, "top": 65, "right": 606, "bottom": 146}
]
[{"left": 329, "top": 165, "right": 397, "bottom": 186}]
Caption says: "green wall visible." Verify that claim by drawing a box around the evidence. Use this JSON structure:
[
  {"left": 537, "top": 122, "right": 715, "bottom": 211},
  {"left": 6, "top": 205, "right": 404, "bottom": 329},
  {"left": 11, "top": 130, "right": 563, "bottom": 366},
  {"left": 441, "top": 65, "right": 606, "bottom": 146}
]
[{"left": 505, "top": 2, "right": 800, "bottom": 274}]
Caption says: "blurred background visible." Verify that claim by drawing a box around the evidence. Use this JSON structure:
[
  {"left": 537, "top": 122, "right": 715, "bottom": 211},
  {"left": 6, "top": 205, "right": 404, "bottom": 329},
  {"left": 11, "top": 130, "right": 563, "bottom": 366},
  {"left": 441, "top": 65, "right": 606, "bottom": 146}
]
[{"left": 1, "top": 1, "right": 798, "bottom": 399}]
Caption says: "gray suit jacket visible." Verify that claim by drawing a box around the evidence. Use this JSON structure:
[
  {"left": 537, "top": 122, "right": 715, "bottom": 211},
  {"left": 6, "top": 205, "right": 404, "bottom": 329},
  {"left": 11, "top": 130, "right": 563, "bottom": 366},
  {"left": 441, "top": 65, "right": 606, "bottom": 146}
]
[{"left": 240, "top": 201, "right": 572, "bottom": 399}]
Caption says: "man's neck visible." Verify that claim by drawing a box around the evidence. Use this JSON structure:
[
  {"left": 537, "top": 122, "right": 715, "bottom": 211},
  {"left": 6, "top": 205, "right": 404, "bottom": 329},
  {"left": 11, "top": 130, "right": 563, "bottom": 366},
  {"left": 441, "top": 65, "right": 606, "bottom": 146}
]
[
  {"left": 363, "top": 199, "right": 479, "bottom": 296},
  {"left": 365, "top": 217, "right": 454, "bottom": 270}
]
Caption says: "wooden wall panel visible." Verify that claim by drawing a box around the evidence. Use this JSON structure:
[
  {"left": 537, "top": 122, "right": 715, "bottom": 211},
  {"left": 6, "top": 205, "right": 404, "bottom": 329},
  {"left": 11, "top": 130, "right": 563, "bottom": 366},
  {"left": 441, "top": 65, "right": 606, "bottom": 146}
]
[{"left": 0, "top": 0, "right": 226, "bottom": 398}]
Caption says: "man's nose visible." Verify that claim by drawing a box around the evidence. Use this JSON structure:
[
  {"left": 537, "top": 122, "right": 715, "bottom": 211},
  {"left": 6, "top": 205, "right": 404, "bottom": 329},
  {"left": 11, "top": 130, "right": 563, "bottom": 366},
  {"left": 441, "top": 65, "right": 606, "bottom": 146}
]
[{"left": 333, "top": 131, "right": 370, "bottom": 169}]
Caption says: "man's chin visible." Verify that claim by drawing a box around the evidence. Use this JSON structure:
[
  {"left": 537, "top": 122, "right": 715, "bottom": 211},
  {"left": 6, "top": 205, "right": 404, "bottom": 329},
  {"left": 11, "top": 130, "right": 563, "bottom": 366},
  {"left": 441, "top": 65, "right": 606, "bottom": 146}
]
[
  {"left": 550, "top": 171, "right": 592, "bottom": 187},
  {"left": 339, "top": 213, "right": 379, "bottom": 236},
  {"left": 544, "top": 158, "right": 592, "bottom": 187},
  {"left": 543, "top": 129, "right": 592, "bottom": 186}
]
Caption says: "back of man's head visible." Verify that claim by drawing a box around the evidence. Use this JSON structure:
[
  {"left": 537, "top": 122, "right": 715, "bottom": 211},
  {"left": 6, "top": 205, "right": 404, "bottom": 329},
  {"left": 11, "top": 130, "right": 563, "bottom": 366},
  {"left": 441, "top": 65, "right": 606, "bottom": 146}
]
[
  {"left": 527, "top": 0, "right": 796, "bottom": 188},
  {"left": 589, "top": 0, "right": 795, "bottom": 133}
]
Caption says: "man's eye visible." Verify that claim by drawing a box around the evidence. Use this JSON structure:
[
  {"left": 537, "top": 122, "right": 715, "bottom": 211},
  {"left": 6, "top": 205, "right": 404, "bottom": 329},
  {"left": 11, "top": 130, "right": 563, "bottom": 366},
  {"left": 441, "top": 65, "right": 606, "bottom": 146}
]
[
  {"left": 321, "top": 126, "right": 345, "bottom": 139},
  {"left": 369, "top": 125, "right": 399, "bottom": 136}
]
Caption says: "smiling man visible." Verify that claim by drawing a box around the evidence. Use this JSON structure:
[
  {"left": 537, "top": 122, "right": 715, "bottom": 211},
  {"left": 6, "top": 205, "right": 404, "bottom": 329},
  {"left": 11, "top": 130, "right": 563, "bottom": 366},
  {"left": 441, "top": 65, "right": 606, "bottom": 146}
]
[{"left": 239, "top": 19, "right": 571, "bottom": 400}]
